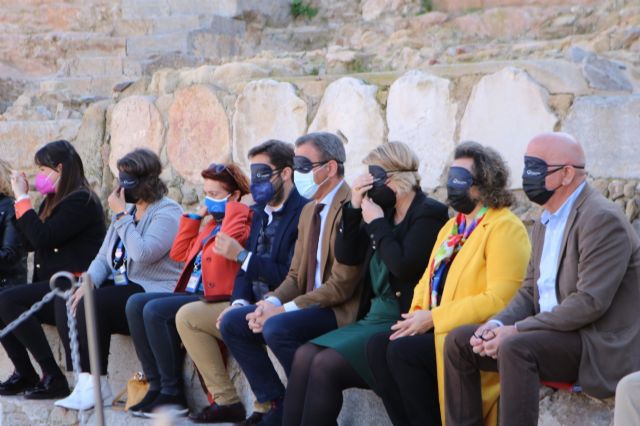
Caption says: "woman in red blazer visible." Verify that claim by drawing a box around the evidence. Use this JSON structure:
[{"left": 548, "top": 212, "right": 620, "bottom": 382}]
[{"left": 124, "top": 163, "right": 252, "bottom": 418}]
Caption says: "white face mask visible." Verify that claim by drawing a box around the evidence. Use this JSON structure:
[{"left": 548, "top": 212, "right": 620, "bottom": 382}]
[{"left": 294, "top": 164, "right": 328, "bottom": 199}]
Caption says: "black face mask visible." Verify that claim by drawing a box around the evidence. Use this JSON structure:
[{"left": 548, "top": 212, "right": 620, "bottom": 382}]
[
  {"left": 522, "top": 156, "right": 564, "bottom": 206},
  {"left": 366, "top": 165, "right": 397, "bottom": 210},
  {"left": 119, "top": 171, "right": 141, "bottom": 204},
  {"left": 123, "top": 188, "right": 140, "bottom": 204},
  {"left": 367, "top": 184, "right": 397, "bottom": 209},
  {"left": 446, "top": 166, "right": 477, "bottom": 215}
]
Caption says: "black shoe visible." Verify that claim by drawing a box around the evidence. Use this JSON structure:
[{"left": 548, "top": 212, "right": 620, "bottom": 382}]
[
  {"left": 128, "top": 389, "right": 160, "bottom": 415},
  {"left": 141, "top": 393, "right": 189, "bottom": 418},
  {"left": 24, "top": 374, "right": 70, "bottom": 400},
  {"left": 189, "top": 401, "right": 246, "bottom": 423},
  {"left": 0, "top": 371, "right": 39, "bottom": 396},
  {"left": 236, "top": 411, "right": 266, "bottom": 425}
]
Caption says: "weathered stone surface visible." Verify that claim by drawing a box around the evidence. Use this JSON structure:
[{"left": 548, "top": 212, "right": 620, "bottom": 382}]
[
  {"left": 232, "top": 79, "right": 308, "bottom": 172},
  {"left": 582, "top": 54, "right": 633, "bottom": 92},
  {"left": 108, "top": 96, "right": 164, "bottom": 174},
  {"left": 460, "top": 67, "right": 559, "bottom": 188},
  {"left": 0, "top": 119, "right": 82, "bottom": 171},
  {"left": 212, "top": 62, "right": 270, "bottom": 87},
  {"left": 73, "top": 100, "right": 112, "bottom": 196},
  {"left": 309, "top": 77, "right": 386, "bottom": 182},
  {"left": 562, "top": 95, "right": 640, "bottom": 179},
  {"left": 538, "top": 388, "right": 613, "bottom": 426},
  {"left": 608, "top": 179, "right": 625, "bottom": 200},
  {"left": 386, "top": 70, "right": 457, "bottom": 189},
  {"left": 361, "top": 0, "right": 420, "bottom": 21},
  {"left": 167, "top": 85, "right": 231, "bottom": 183}
]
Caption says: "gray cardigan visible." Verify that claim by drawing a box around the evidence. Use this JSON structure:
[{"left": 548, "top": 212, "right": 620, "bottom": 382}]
[{"left": 87, "top": 197, "right": 184, "bottom": 293}]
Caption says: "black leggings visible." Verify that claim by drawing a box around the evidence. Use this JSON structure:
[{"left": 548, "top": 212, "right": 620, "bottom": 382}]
[
  {"left": 56, "top": 281, "right": 144, "bottom": 375},
  {"left": 367, "top": 331, "right": 440, "bottom": 426},
  {"left": 0, "top": 280, "right": 144, "bottom": 378},
  {"left": 0, "top": 281, "right": 58, "bottom": 378},
  {"left": 283, "top": 343, "right": 368, "bottom": 426}
]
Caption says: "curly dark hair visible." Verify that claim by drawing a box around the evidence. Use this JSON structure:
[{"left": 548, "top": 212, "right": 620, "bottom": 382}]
[
  {"left": 116, "top": 149, "right": 167, "bottom": 203},
  {"left": 454, "top": 141, "right": 514, "bottom": 208}
]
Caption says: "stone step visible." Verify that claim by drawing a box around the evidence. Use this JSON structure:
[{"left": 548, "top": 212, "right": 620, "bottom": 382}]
[
  {"left": 126, "top": 32, "right": 191, "bottom": 58},
  {"left": 60, "top": 56, "right": 125, "bottom": 78},
  {"left": 260, "top": 25, "right": 337, "bottom": 52},
  {"left": 39, "top": 76, "right": 130, "bottom": 97}
]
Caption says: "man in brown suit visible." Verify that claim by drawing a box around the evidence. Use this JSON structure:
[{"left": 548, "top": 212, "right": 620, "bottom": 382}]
[
  {"left": 444, "top": 132, "right": 640, "bottom": 426},
  {"left": 219, "top": 132, "right": 362, "bottom": 426}
]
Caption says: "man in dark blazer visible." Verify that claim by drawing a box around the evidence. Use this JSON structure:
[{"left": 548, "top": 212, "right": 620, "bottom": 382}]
[
  {"left": 219, "top": 132, "right": 362, "bottom": 426},
  {"left": 444, "top": 132, "right": 640, "bottom": 426},
  {"left": 185, "top": 139, "right": 308, "bottom": 423}
]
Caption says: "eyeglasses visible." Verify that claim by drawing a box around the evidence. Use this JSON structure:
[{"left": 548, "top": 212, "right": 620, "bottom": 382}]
[{"left": 473, "top": 329, "right": 496, "bottom": 342}]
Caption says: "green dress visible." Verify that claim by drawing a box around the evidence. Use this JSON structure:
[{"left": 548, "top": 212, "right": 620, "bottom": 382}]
[{"left": 311, "top": 251, "right": 400, "bottom": 387}]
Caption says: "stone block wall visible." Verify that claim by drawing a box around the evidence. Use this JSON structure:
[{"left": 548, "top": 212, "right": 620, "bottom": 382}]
[{"left": 5, "top": 58, "right": 632, "bottom": 229}]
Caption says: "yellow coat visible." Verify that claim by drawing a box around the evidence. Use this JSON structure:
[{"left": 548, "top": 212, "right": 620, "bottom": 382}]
[{"left": 410, "top": 207, "right": 531, "bottom": 426}]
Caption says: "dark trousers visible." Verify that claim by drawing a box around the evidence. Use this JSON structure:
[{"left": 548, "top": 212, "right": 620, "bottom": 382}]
[
  {"left": 219, "top": 305, "right": 337, "bottom": 403},
  {"left": 56, "top": 281, "right": 145, "bottom": 375},
  {"left": 367, "top": 331, "right": 440, "bottom": 426},
  {"left": 125, "top": 292, "right": 199, "bottom": 395},
  {"left": 283, "top": 344, "right": 368, "bottom": 426},
  {"left": 0, "top": 281, "right": 59, "bottom": 378},
  {"left": 444, "top": 324, "right": 582, "bottom": 426}
]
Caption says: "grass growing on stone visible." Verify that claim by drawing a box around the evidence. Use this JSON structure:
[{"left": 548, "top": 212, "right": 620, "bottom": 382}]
[{"left": 291, "top": 0, "right": 319, "bottom": 19}]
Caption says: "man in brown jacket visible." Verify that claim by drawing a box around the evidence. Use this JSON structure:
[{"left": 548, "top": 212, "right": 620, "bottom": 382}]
[
  {"left": 219, "top": 132, "right": 362, "bottom": 426},
  {"left": 443, "top": 132, "right": 640, "bottom": 426}
]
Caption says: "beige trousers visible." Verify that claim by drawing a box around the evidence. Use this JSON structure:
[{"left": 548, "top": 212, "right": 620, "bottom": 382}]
[
  {"left": 176, "top": 301, "right": 269, "bottom": 412},
  {"left": 614, "top": 371, "right": 640, "bottom": 426}
]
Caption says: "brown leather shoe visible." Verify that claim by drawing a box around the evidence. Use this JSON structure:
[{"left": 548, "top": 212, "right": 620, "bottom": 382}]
[{"left": 189, "top": 402, "right": 246, "bottom": 423}]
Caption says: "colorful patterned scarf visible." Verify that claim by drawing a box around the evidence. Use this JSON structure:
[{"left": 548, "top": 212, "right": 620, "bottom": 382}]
[{"left": 429, "top": 207, "right": 488, "bottom": 309}]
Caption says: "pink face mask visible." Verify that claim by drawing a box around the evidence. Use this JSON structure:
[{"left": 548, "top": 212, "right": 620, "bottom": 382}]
[{"left": 34, "top": 171, "right": 58, "bottom": 195}]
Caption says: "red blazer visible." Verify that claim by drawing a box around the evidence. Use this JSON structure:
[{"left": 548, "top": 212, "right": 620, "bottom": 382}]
[{"left": 171, "top": 201, "right": 253, "bottom": 300}]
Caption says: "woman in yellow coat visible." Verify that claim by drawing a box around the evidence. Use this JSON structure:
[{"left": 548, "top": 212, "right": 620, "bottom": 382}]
[{"left": 367, "top": 141, "right": 531, "bottom": 426}]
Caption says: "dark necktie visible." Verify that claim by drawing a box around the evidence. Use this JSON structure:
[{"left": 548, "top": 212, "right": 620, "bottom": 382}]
[{"left": 306, "top": 203, "right": 325, "bottom": 293}]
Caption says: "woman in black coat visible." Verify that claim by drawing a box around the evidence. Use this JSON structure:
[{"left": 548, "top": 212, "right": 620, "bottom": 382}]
[
  {"left": 283, "top": 142, "right": 449, "bottom": 425},
  {"left": 0, "top": 159, "right": 27, "bottom": 287},
  {"left": 0, "top": 140, "right": 105, "bottom": 399}
]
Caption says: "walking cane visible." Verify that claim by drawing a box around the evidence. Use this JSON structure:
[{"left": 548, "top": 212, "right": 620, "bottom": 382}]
[{"left": 82, "top": 273, "right": 105, "bottom": 426}]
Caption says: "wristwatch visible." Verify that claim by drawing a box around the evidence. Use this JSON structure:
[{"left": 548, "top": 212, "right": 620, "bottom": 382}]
[
  {"left": 114, "top": 211, "right": 128, "bottom": 220},
  {"left": 236, "top": 249, "right": 249, "bottom": 264}
]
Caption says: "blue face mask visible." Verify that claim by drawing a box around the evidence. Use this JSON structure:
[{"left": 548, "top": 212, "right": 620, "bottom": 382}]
[
  {"left": 294, "top": 164, "right": 329, "bottom": 199},
  {"left": 204, "top": 195, "right": 229, "bottom": 220}
]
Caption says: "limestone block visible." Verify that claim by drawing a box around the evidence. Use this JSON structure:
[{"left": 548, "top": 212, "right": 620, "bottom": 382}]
[
  {"left": 109, "top": 96, "right": 164, "bottom": 174},
  {"left": 167, "top": 85, "right": 231, "bottom": 183},
  {"left": 309, "top": 77, "right": 386, "bottom": 182},
  {"left": 582, "top": 54, "right": 633, "bottom": 93},
  {"left": 232, "top": 79, "right": 308, "bottom": 172},
  {"left": 538, "top": 388, "right": 613, "bottom": 426},
  {"left": 562, "top": 95, "right": 640, "bottom": 180},
  {"left": 73, "top": 100, "right": 112, "bottom": 193},
  {"left": 361, "top": 0, "right": 420, "bottom": 21},
  {"left": 0, "top": 120, "right": 82, "bottom": 171},
  {"left": 460, "top": 67, "right": 559, "bottom": 189},
  {"left": 212, "top": 62, "right": 270, "bottom": 87},
  {"left": 386, "top": 70, "right": 457, "bottom": 189}
]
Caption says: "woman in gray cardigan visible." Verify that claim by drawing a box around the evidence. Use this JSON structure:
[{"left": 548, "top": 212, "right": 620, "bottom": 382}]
[{"left": 54, "top": 149, "right": 183, "bottom": 411}]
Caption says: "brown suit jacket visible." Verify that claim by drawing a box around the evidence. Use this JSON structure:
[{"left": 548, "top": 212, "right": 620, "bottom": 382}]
[
  {"left": 494, "top": 184, "right": 640, "bottom": 397},
  {"left": 272, "top": 181, "right": 362, "bottom": 327}
]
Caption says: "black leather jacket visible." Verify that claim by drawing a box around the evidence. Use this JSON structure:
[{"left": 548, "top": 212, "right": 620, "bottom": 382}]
[{"left": 0, "top": 195, "right": 27, "bottom": 287}]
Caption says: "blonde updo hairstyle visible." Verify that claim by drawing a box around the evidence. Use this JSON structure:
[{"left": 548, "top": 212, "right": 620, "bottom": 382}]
[
  {"left": 363, "top": 142, "right": 421, "bottom": 195},
  {"left": 0, "top": 159, "right": 13, "bottom": 198}
]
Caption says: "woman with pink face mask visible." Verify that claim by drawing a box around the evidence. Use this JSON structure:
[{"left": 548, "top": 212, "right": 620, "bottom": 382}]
[{"left": 0, "top": 140, "right": 105, "bottom": 400}]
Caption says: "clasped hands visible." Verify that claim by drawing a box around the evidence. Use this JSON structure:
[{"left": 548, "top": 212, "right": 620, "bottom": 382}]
[
  {"left": 245, "top": 300, "right": 284, "bottom": 333},
  {"left": 469, "top": 322, "right": 517, "bottom": 359}
]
